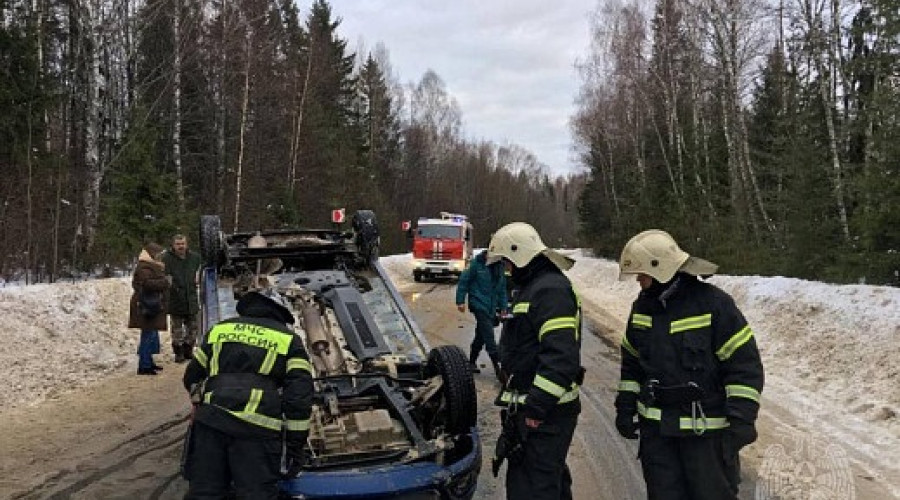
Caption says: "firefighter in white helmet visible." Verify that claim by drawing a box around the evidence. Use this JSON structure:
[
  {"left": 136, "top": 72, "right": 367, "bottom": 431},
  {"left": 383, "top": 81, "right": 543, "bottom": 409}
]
[
  {"left": 487, "top": 222, "right": 583, "bottom": 500},
  {"left": 615, "top": 230, "right": 764, "bottom": 500}
]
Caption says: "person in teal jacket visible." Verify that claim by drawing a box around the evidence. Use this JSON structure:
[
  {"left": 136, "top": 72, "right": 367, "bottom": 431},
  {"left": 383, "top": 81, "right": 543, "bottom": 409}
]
[{"left": 456, "top": 249, "right": 507, "bottom": 382}]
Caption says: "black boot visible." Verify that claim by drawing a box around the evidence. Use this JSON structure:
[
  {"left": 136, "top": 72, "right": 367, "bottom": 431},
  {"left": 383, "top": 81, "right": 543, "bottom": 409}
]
[
  {"left": 489, "top": 354, "right": 506, "bottom": 385},
  {"left": 183, "top": 343, "right": 194, "bottom": 361},
  {"left": 174, "top": 342, "right": 185, "bottom": 363},
  {"left": 469, "top": 350, "right": 481, "bottom": 374}
]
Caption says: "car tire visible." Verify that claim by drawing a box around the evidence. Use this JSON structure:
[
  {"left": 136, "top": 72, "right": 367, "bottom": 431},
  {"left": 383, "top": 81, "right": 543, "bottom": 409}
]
[
  {"left": 414, "top": 272, "right": 422, "bottom": 282},
  {"left": 427, "top": 345, "right": 477, "bottom": 435},
  {"left": 200, "top": 215, "right": 224, "bottom": 268}
]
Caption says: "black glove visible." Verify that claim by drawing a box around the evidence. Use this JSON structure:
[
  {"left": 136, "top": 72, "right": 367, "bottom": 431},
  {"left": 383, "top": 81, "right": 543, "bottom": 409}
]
[
  {"left": 728, "top": 420, "right": 757, "bottom": 450},
  {"left": 615, "top": 412, "right": 639, "bottom": 440},
  {"left": 492, "top": 410, "right": 526, "bottom": 477}
]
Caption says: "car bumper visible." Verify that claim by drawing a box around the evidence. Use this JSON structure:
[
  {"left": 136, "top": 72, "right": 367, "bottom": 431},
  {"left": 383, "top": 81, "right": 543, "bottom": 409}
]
[{"left": 279, "top": 429, "right": 481, "bottom": 499}]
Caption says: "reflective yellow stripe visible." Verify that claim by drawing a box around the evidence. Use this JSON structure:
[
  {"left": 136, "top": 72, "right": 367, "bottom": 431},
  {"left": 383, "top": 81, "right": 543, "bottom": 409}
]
[
  {"left": 193, "top": 347, "right": 208, "bottom": 369},
  {"left": 499, "top": 392, "right": 528, "bottom": 404},
  {"left": 618, "top": 380, "right": 641, "bottom": 393},
  {"left": 224, "top": 410, "right": 284, "bottom": 431},
  {"left": 534, "top": 374, "right": 566, "bottom": 397},
  {"left": 670, "top": 314, "right": 712, "bottom": 334},
  {"left": 716, "top": 325, "right": 753, "bottom": 361},
  {"left": 725, "top": 384, "right": 760, "bottom": 403},
  {"left": 208, "top": 323, "right": 294, "bottom": 355},
  {"left": 287, "top": 357, "right": 312, "bottom": 373},
  {"left": 210, "top": 342, "right": 222, "bottom": 376},
  {"left": 538, "top": 317, "right": 577, "bottom": 341},
  {"left": 512, "top": 302, "right": 530, "bottom": 314},
  {"left": 244, "top": 388, "right": 263, "bottom": 414},
  {"left": 638, "top": 402, "right": 730, "bottom": 431},
  {"left": 204, "top": 391, "right": 213, "bottom": 404},
  {"left": 679, "top": 417, "right": 729, "bottom": 431},
  {"left": 637, "top": 402, "right": 661, "bottom": 420},
  {"left": 558, "top": 387, "right": 579, "bottom": 404},
  {"left": 621, "top": 334, "right": 639, "bottom": 358},
  {"left": 500, "top": 385, "right": 579, "bottom": 405},
  {"left": 259, "top": 350, "right": 276, "bottom": 375},
  {"left": 632, "top": 314, "right": 652, "bottom": 329},
  {"left": 285, "top": 418, "right": 310, "bottom": 432}
]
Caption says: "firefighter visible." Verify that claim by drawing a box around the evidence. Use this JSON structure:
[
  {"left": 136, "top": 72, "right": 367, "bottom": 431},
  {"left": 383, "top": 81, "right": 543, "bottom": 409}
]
[
  {"left": 615, "top": 230, "right": 764, "bottom": 500},
  {"left": 487, "top": 222, "right": 583, "bottom": 500},
  {"left": 455, "top": 249, "right": 507, "bottom": 381},
  {"left": 182, "top": 289, "right": 313, "bottom": 499}
]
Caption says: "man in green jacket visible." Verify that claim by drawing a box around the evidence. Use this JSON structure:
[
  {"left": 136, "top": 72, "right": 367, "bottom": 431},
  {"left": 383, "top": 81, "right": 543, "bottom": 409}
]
[
  {"left": 162, "top": 234, "right": 202, "bottom": 362},
  {"left": 456, "top": 249, "right": 507, "bottom": 382}
]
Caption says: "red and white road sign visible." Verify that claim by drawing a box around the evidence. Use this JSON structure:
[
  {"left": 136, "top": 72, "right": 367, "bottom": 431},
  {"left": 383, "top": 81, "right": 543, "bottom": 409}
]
[
  {"left": 331, "top": 208, "right": 346, "bottom": 224},
  {"left": 401, "top": 220, "right": 411, "bottom": 231}
]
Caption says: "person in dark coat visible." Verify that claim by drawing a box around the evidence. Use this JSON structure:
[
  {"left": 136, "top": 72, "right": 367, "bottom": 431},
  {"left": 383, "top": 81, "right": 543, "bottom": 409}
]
[
  {"left": 456, "top": 249, "right": 507, "bottom": 381},
  {"left": 161, "top": 234, "right": 202, "bottom": 363},
  {"left": 128, "top": 242, "right": 170, "bottom": 375}
]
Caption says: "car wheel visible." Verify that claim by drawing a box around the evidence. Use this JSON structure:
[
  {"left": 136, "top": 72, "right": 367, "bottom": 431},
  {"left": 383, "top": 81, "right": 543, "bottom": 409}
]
[
  {"left": 427, "top": 345, "right": 477, "bottom": 435},
  {"left": 200, "top": 215, "right": 224, "bottom": 267},
  {"left": 414, "top": 272, "right": 422, "bottom": 282}
]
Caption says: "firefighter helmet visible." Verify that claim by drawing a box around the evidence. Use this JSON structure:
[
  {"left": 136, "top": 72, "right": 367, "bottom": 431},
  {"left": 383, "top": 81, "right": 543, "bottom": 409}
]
[
  {"left": 237, "top": 288, "right": 295, "bottom": 325},
  {"left": 487, "top": 222, "right": 574, "bottom": 271},
  {"left": 618, "top": 229, "right": 718, "bottom": 283}
]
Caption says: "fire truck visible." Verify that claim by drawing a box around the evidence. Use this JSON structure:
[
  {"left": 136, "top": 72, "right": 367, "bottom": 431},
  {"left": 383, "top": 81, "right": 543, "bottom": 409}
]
[{"left": 411, "top": 212, "right": 474, "bottom": 282}]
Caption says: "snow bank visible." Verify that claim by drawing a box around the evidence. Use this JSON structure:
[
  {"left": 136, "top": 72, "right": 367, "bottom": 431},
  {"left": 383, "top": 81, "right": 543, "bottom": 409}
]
[{"left": 0, "top": 278, "right": 138, "bottom": 411}]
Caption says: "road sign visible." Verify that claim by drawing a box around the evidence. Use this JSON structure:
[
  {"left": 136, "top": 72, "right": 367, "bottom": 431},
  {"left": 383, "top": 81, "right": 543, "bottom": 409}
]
[{"left": 332, "top": 208, "right": 346, "bottom": 224}]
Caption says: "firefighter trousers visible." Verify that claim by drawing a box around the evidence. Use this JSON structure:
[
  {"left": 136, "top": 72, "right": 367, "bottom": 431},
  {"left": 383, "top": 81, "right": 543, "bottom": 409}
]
[
  {"left": 505, "top": 409, "right": 578, "bottom": 500},
  {"left": 638, "top": 426, "right": 740, "bottom": 500},
  {"left": 184, "top": 421, "right": 282, "bottom": 500}
]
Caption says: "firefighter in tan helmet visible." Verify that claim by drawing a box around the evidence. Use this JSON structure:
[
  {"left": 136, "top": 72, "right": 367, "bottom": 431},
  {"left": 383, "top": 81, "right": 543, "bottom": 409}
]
[
  {"left": 487, "top": 222, "right": 583, "bottom": 500},
  {"left": 615, "top": 230, "right": 764, "bottom": 500}
]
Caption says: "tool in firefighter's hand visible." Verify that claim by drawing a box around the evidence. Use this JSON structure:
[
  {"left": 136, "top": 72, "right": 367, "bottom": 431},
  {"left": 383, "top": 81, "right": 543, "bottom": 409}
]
[{"left": 492, "top": 409, "right": 526, "bottom": 477}]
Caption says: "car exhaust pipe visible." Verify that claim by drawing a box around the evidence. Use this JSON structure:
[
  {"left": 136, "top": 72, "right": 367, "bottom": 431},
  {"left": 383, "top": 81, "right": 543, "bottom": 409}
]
[{"left": 301, "top": 302, "right": 342, "bottom": 375}]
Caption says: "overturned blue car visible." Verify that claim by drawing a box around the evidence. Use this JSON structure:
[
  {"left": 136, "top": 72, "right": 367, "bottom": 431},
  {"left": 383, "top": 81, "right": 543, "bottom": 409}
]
[{"left": 197, "top": 211, "right": 481, "bottom": 499}]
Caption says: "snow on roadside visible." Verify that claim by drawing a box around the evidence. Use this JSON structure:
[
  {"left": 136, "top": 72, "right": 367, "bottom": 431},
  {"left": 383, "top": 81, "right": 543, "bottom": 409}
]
[{"left": 0, "top": 278, "right": 141, "bottom": 411}]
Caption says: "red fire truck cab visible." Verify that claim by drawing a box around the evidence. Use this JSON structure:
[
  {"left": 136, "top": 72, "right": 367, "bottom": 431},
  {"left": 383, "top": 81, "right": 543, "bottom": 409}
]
[{"left": 411, "top": 212, "right": 474, "bottom": 282}]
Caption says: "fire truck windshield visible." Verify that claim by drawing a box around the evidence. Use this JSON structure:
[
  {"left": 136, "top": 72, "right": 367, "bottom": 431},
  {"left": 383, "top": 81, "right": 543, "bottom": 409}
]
[{"left": 417, "top": 225, "right": 460, "bottom": 239}]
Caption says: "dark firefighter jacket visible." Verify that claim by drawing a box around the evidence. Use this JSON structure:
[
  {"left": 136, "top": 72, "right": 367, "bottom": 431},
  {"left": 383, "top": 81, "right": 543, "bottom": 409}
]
[
  {"left": 183, "top": 314, "right": 313, "bottom": 447},
  {"left": 497, "top": 256, "right": 582, "bottom": 421},
  {"left": 161, "top": 249, "right": 201, "bottom": 316},
  {"left": 615, "top": 273, "right": 764, "bottom": 437},
  {"left": 456, "top": 250, "right": 507, "bottom": 314}
]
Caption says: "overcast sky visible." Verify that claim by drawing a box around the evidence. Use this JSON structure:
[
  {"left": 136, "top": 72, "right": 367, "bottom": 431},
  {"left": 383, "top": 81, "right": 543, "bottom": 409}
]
[{"left": 329, "top": 0, "right": 594, "bottom": 177}]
